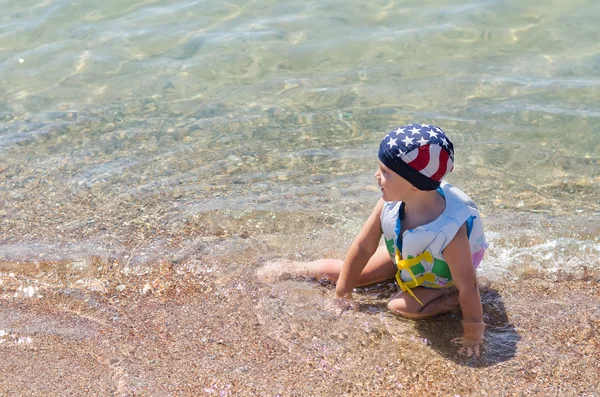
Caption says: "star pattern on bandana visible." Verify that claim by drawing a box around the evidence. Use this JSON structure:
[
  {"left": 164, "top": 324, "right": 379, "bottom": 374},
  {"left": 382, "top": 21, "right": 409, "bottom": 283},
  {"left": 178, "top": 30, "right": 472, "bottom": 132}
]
[{"left": 384, "top": 123, "right": 454, "bottom": 161}]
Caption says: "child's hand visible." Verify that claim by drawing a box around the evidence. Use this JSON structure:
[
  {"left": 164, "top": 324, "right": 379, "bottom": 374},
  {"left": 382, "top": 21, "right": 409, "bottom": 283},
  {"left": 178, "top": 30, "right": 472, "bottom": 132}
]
[
  {"left": 326, "top": 294, "right": 357, "bottom": 315},
  {"left": 451, "top": 334, "right": 484, "bottom": 357},
  {"left": 451, "top": 321, "right": 486, "bottom": 357}
]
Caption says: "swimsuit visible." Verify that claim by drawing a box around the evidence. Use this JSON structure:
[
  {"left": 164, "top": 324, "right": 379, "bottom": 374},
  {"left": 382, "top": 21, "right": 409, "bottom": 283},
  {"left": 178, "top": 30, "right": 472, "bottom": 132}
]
[{"left": 380, "top": 181, "right": 488, "bottom": 305}]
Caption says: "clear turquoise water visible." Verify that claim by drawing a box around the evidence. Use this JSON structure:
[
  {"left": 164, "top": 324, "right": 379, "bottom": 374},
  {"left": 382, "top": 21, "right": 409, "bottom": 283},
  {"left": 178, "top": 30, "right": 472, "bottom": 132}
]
[{"left": 1, "top": 0, "right": 599, "bottom": 280}]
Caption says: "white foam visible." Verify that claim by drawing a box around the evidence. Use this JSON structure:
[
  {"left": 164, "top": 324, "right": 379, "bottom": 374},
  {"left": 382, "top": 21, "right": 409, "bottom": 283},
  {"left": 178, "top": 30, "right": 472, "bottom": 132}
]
[{"left": 479, "top": 234, "right": 599, "bottom": 281}]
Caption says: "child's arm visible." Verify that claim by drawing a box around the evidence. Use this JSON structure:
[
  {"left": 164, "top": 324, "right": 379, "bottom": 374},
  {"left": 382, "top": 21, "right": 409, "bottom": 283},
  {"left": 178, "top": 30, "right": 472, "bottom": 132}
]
[
  {"left": 335, "top": 199, "right": 385, "bottom": 299},
  {"left": 443, "top": 223, "right": 485, "bottom": 354}
]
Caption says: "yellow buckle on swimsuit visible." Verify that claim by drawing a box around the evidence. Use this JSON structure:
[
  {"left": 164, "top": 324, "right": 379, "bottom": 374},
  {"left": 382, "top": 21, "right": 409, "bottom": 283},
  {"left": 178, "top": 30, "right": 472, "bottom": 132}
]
[{"left": 394, "top": 249, "right": 433, "bottom": 306}]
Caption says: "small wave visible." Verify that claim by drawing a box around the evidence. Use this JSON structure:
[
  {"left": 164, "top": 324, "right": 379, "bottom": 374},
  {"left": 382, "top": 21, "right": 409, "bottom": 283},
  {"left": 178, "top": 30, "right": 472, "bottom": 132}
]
[{"left": 481, "top": 229, "right": 600, "bottom": 282}]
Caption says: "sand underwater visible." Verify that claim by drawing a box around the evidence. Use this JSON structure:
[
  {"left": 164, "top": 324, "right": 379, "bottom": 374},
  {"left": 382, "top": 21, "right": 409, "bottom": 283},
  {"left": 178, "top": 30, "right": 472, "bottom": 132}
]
[
  {"left": 1, "top": 85, "right": 599, "bottom": 396},
  {"left": 0, "top": 201, "right": 598, "bottom": 396},
  {"left": 0, "top": 105, "right": 598, "bottom": 395}
]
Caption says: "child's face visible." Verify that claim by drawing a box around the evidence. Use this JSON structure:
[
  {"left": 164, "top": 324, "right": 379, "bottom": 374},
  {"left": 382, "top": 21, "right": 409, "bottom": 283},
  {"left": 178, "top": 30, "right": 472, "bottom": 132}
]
[{"left": 375, "top": 162, "right": 415, "bottom": 201}]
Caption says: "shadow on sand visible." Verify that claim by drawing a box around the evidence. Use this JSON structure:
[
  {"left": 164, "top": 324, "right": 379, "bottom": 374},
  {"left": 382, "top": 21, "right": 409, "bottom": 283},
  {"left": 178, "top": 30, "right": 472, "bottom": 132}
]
[
  {"left": 283, "top": 270, "right": 519, "bottom": 368},
  {"left": 350, "top": 282, "right": 520, "bottom": 367},
  {"left": 413, "top": 286, "right": 520, "bottom": 367}
]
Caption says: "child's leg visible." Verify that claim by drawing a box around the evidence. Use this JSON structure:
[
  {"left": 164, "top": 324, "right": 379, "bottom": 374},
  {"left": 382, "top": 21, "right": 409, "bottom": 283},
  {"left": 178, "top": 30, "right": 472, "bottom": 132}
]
[
  {"left": 387, "top": 287, "right": 459, "bottom": 318},
  {"left": 309, "top": 245, "right": 397, "bottom": 286},
  {"left": 257, "top": 245, "right": 397, "bottom": 286}
]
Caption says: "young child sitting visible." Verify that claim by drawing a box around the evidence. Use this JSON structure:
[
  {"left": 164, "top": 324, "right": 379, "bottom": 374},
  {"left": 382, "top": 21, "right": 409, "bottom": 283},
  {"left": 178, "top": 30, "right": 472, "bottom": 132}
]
[{"left": 265, "top": 124, "right": 488, "bottom": 356}]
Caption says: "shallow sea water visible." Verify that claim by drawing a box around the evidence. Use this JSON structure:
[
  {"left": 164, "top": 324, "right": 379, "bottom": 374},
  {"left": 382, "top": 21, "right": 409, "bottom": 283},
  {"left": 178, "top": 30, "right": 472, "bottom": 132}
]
[{"left": 1, "top": 0, "right": 599, "bottom": 395}]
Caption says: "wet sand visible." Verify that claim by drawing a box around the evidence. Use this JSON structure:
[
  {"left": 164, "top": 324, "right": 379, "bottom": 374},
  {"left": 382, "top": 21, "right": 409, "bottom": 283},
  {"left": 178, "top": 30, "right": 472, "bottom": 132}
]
[{"left": 1, "top": 261, "right": 598, "bottom": 396}]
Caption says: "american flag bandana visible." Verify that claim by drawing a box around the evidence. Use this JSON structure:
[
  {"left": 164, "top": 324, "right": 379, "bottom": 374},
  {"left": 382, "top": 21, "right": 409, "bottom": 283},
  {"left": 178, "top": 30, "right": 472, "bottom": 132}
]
[{"left": 377, "top": 124, "right": 454, "bottom": 191}]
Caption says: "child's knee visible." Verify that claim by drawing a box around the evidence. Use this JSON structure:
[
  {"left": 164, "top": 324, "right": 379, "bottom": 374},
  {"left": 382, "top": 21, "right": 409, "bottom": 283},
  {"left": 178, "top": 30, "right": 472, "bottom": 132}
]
[
  {"left": 387, "top": 299, "right": 405, "bottom": 315},
  {"left": 387, "top": 296, "right": 422, "bottom": 317},
  {"left": 309, "top": 259, "right": 342, "bottom": 274}
]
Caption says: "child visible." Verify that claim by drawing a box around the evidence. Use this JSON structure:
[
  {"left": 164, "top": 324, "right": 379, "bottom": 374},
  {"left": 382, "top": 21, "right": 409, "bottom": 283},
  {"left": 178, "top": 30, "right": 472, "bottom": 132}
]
[{"left": 263, "top": 124, "right": 488, "bottom": 356}]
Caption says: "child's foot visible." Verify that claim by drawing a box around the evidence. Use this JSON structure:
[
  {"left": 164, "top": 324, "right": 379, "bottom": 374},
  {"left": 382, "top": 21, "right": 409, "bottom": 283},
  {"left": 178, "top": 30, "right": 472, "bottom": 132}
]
[{"left": 256, "top": 260, "right": 310, "bottom": 283}]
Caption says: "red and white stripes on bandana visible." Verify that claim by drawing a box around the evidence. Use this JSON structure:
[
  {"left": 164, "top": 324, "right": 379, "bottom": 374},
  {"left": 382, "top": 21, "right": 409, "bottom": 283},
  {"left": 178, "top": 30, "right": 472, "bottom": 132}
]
[{"left": 378, "top": 124, "right": 455, "bottom": 191}]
